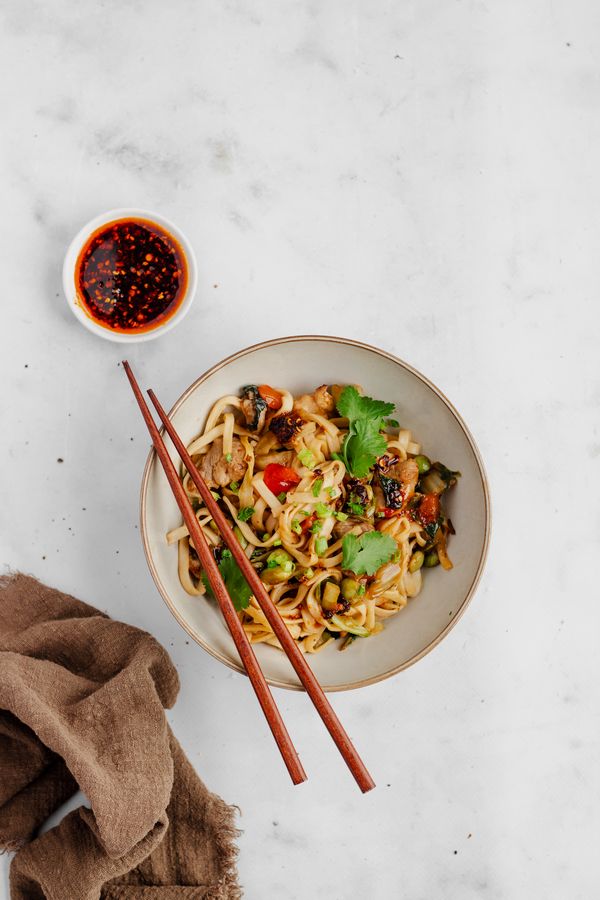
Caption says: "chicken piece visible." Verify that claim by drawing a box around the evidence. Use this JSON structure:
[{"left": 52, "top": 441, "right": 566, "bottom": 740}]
[
  {"left": 255, "top": 450, "right": 294, "bottom": 471},
  {"left": 293, "top": 385, "right": 335, "bottom": 419},
  {"left": 293, "top": 393, "right": 320, "bottom": 417},
  {"left": 313, "top": 384, "right": 335, "bottom": 415},
  {"left": 374, "top": 457, "right": 419, "bottom": 509},
  {"left": 198, "top": 437, "right": 247, "bottom": 488},
  {"left": 332, "top": 517, "right": 372, "bottom": 540}
]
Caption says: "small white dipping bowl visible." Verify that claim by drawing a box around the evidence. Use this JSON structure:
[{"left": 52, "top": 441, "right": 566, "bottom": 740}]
[
  {"left": 62, "top": 208, "right": 198, "bottom": 343},
  {"left": 141, "top": 336, "right": 491, "bottom": 691}
]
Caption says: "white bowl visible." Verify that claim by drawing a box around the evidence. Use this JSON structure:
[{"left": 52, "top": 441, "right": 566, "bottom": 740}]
[
  {"left": 62, "top": 208, "right": 198, "bottom": 343},
  {"left": 140, "top": 336, "right": 491, "bottom": 691}
]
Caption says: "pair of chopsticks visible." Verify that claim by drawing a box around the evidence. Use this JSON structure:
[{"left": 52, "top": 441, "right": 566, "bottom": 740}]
[{"left": 123, "top": 361, "right": 375, "bottom": 793}]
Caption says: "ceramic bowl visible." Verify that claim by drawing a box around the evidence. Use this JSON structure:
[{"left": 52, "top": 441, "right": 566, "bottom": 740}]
[
  {"left": 140, "top": 336, "right": 490, "bottom": 690},
  {"left": 62, "top": 207, "right": 198, "bottom": 343}
]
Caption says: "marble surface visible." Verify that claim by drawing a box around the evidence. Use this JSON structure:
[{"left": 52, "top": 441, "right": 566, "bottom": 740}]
[{"left": 1, "top": 1, "right": 599, "bottom": 897}]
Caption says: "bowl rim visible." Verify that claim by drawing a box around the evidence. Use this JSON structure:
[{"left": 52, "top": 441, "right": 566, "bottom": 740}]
[
  {"left": 62, "top": 207, "right": 198, "bottom": 344},
  {"left": 139, "top": 334, "right": 491, "bottom": 691}
]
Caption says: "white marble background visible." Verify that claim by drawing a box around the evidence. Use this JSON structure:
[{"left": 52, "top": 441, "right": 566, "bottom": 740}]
[{"left": 1, "top": 1, "right": 599, "bottom": 897}]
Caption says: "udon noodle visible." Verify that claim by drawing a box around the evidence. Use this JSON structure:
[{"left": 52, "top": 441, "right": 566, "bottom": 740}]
[{"left": 166, "top": 382, "right": 458, "bottom": 653}]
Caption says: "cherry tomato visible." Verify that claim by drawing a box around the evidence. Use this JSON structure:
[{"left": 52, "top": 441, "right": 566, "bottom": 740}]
[
  {"left": 418, "top": 493, "right": 440, "bottom": 526},
  {"left": 263, "top": 463, "right": 301, "bottom": 495},
  {"left": 258, "top": 384, "right": 283, "bottom": 410}
]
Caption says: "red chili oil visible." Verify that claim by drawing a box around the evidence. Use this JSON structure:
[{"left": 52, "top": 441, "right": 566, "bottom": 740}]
[{"left": 75, "top": 217, "right": 188, "bottom": 334}]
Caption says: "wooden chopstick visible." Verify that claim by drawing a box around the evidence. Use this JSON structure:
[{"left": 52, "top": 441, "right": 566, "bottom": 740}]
[
  {"left": 147, "top": 388, "right": 376, "bottom": 794},
  {"left": 122, "top": 361, "right": 306, "bottom": 786}
]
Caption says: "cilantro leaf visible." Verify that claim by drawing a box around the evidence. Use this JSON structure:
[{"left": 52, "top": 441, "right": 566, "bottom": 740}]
[
  {"left": 336, "top": 386, "right": 396, "bottom": 478},
  {"left": 342, "top": 419, "right": 388, "bottom": 478},
  {"left": 337, "top": 386, "right": 395, "bottom": 425},
  {"left": 202, "top": 550, "right": 252, "bottom": 611},
  {"left": 342, "top": 531, "right": 398, "bottom": 576}
]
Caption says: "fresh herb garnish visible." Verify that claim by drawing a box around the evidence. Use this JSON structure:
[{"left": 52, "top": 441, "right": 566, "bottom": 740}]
[
  {"left": 315, "top": 502, "right": 330, "bottom": 518},
  {"left": 334, "top": 511, "right": 348, "bottom": 521},
  {"left": 315, "top": 536, "right": 328, "bottom": 556},
  {"left": 229, "top": 481, "right": 240, "bottom": 493},
  {"left": 291, "top": 519, "right": 302, "bottom": 534},
  {"left": 336, "top": 386, "right": 395, "bottom": 478},
  {"left": 225, "top": 452, "right": 233, "bottom": 463},
  {"left": 310, "top": 520, "right": 323, "bottom": 533},
  {"left": 341, "top": 531, "right": 397, "bottom": 575},
  {"left": 202, "top": 549, "right": 252, "bottom": 611},
  {"left": 277, "top": 491, "right": 287, "bottom": 503},
  {"left": 347, "top": 501, "right": 365, "bottom": 516},
  {"left": 237, "top": 506, "right": 255, "bottom": 522},
  {"left": 312, "top": 477, "right": 324, "bottom": 497}
]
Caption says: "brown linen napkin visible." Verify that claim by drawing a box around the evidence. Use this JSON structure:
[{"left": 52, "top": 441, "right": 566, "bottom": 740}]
[{"left": 0, "top": 574, "right": 241, "bottom": 900}]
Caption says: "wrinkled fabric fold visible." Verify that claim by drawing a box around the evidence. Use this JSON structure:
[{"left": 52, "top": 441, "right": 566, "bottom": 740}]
[{"left": 0, "top": 574, "right": 240, "bottom": 900}]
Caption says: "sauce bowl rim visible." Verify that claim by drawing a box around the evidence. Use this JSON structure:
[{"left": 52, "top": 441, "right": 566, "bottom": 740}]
[{"left": 62, "top": 207, "right": 198, "bottom": 343}]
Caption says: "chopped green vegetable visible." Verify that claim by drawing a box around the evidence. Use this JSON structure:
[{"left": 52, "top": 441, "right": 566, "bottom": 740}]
[
  {"left": 315, "top": 502, "right": 330, "bottom": 518},
  {"left": 233, "top": 526, "right": 248, "bottom": 549},
  {"left": 327, "top": 486, "right": 338, "bottom": 498},
  {"left": 424, "top": 550, "right": 440, "bottom": 567},
  {"left": 298, "top": 448, "right": 315, "bottom": 469},
  {"left": 356, "top": 583, "right": 366, "bottom": 597},
  {"left": 312, "top": 477, "right": 324, "bottom": 497},
  {"left": 291, "top": 519, "right": 302, "bottom": 534},
  {"left": 310, "top": 521, "right": 323, "bottom": 533},
  {"left": 277, "top": 491, "right": 287, "bottom": 503},
  {"left": 342, "top": 531, "right": 398, "bottom": 576},
  {"left": 225, "top": 452, "right": 233, "bottom": 463},
  {"left": 237, "top": 506, "right": 254, "bottom": 522},
  {"left": 315, "top": 536, "right": 328, "bottom": 556},
  {"left": 210, "top": 490, "right": 220, "bottom": 501},
  {"left": 304, "top": 567, "right": 315, "bottom": 579},
  {"left": 229, "top": 481, "right": 240, "bottom": 493},
  {"left": 321, "top": 581, "right": 341, "bottom": 610},
  {"left": 273, "top": 538, "right": 282, "bottom": 547},
  {"left": 334, "top": 511, "right": 348, "bottom": 521},
  {"left": 267, "top": 549, "right": 293, "bottom": 568},
  {"left": 347, "top": 501, "right": 365, "bottom": 516},
  {"left": 341, "top": 577, "right": 359, "bottom": 601},
  {"left": 409, "top": 550, "right": 425, "bottom": 573}
]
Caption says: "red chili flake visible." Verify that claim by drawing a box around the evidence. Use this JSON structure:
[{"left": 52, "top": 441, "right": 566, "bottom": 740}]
[{"left": 75, "top": 218, "right": 188, "bottom": 334}]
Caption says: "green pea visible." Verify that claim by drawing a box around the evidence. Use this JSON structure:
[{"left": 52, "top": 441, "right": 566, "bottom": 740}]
[
  {"left": 262, "top": 549, "right": 296, "bottom": 584},
  {"left": 408, "top": 550, "right": 425, "bottom": 573},
  {"left": 341, "top": 577, "right": 360, "bottom": 601},
  {"left": 424, "top": 550, "right": 440, "bottom": 568},
  {"left": 414, "top": 454, "right": 431, "bottom": 474}
]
